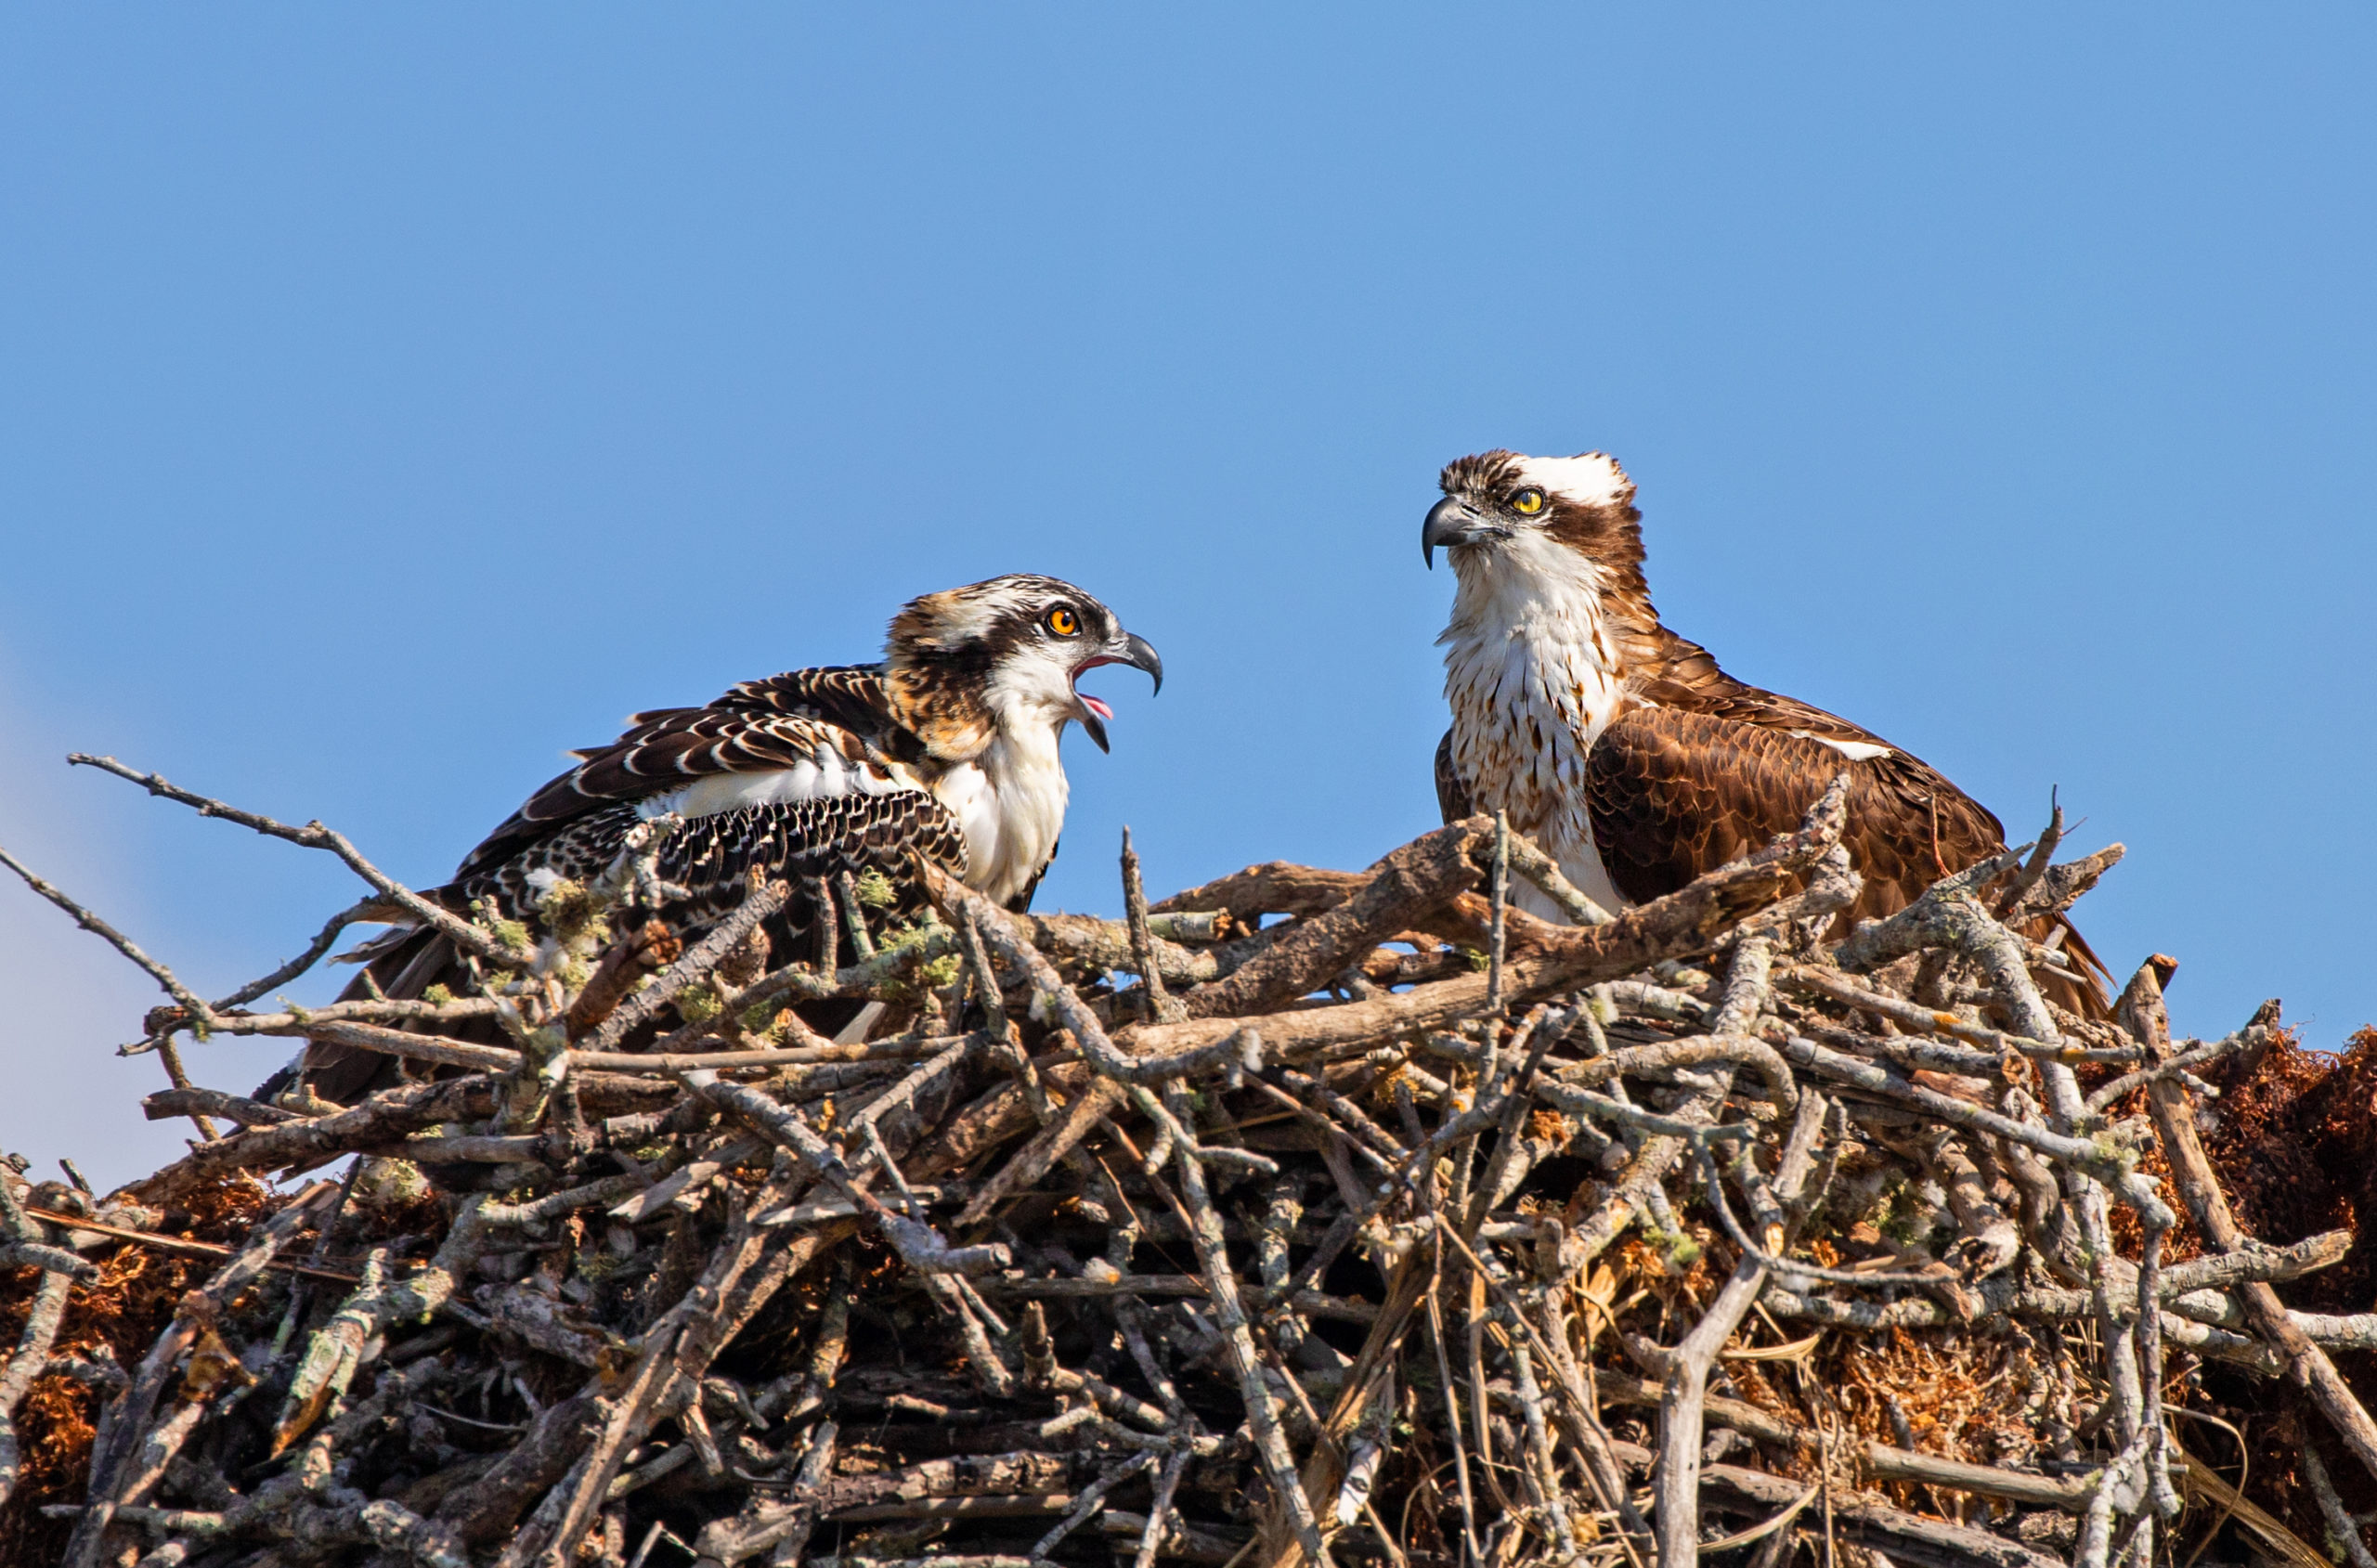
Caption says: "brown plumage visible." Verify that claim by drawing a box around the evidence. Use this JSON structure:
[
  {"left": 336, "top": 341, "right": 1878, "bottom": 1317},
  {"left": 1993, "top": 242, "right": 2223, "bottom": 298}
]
[
  {"left": 277, "top": 574, "right": 1160, "bottom": 1103},
  {"left": 1424, "top": 448, "right": 2106, "bottom": 1006}
]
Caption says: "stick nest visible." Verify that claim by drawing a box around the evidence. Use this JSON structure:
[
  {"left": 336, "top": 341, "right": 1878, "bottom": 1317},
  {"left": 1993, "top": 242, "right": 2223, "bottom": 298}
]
[{"left": 3, "top": 767, "right": 2372, "bottom": 1568}]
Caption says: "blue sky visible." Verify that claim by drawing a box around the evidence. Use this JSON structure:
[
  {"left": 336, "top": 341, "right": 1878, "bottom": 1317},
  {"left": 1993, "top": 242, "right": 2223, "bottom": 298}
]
[{"left": 4, "top": 7, "right": 2372, "bottom": 1187}]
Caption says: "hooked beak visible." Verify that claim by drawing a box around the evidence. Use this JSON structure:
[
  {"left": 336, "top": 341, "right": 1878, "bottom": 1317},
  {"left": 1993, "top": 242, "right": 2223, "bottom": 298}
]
[
  {"left": 1422, "top": 496, "right": 1506, "bottom": 569},
  {"left": 1072, "top": 630, "right": 1163, "bottom": 753}
]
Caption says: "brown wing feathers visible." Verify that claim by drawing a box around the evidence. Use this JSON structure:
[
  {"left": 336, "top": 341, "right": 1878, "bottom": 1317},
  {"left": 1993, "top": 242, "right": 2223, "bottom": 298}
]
[
  {"left": 448, "top": 658, "right": 970, "bottom": 928},
  {"left": 1434, "top": 730, "right": 1474, "bottom": 823},
  {"left": 442, "top": 661, "right": 971, "bottom": 939},
  {"left": 1585, "top": 705, "right": 2007, "bottom": 919},
  {"left": 1583, "top": 628, "right": 2023, "bottom": 915},
  {"left": 455, "top": 667, "right": 906, "bottom": 882},
  {"left": 1582, "top": 702, "right": 2110, "bottom": 1014}
]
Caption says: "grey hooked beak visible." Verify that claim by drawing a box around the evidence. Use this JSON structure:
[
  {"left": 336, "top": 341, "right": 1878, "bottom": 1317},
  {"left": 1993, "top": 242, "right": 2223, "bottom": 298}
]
[
  {"left": 1117, "top": 631, "right": 1163, "bottom": 694},
  {"left": 1422, "top": 496, "right": 1505, "bottom": 568},
  {"left": 1072, "top": 630, "right": 1163, "bottom": 753}
]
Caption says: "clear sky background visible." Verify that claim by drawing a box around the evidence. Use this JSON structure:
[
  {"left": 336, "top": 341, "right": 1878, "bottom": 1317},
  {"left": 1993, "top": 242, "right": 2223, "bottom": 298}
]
[{"left": 4, "top": 8, "right": 2372, "bottom": 1189}]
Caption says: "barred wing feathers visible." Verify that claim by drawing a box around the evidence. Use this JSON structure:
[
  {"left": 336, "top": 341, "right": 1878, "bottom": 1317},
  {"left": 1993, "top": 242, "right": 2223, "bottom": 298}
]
[
  {"left": 456, "top": 666, "right": 919, "bottom": 885},
  {"left": 454, "top": 791, "right": 969, "bottom": 927}
]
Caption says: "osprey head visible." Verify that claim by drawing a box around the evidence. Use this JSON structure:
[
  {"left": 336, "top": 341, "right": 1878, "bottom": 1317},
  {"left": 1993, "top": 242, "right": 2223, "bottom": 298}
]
[
  {"left": 884, "top": 574, "right": 1162, "bottom": 758},
  {"left": 1422, "top": 450, "right": 1641, "bottom": 573}
]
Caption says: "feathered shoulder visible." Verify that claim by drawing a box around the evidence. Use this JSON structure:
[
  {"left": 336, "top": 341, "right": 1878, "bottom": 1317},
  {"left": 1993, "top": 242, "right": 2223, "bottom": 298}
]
[{"left": 453, "top": 665, "right": 924, "bottom": 882}]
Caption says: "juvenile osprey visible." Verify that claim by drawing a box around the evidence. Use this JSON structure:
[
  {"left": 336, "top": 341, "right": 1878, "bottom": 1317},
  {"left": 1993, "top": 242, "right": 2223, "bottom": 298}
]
[
  {"left": 292, "top": 573, "right": 1160, "bottom": 1099},
  {"left": 1423, "top": 450, "right": 2098, "bottom": 962}
]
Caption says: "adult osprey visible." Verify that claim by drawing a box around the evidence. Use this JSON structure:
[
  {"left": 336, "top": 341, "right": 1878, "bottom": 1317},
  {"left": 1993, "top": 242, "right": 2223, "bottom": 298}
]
[
  {"left": 290, "top": 573, "right": 1160, "bottom": 1100},
  {"left": 1423, "top": 449, "right": 2098, "bottom": 967}
]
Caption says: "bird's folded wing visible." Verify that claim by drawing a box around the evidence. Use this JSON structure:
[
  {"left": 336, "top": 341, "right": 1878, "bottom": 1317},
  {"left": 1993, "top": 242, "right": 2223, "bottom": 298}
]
[
  {"left": 456, "top": 667, "right": 908, "bottom": 881},
  {"left": 708, "top": 666, "right": 909, "bottom": 745},
  {"left": 1585, "top": 705, "right": 2006, "bottom": 915},
  {"left": 1434, "top": 729, "right": 1474, "bottom": 824},
  {"left": 454, "top": 788, "right": 970, "bottom": 923}
]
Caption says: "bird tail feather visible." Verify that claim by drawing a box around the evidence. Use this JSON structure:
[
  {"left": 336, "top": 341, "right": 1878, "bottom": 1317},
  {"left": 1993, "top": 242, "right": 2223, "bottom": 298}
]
[
  {"left": 251, "top": 924, "right": 464, "bottom": 1107},
  {"left": 2028, "top": 912, "right": 2114, "bottom": 1024}
]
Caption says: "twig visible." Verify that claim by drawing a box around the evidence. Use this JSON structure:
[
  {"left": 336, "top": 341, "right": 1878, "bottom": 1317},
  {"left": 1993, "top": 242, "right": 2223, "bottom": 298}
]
[
  {"left": 0, "top": 842, "right": 219, "bottom": 1030},
  {"left": 66, "top": 1185, "right": 333, "bottom": 1568},
  {"left": 681, "top": 1069, "right": 1008, "bottom": 1276},
  {"left": 2125, "top": 964, "right": 2377, "bottom": 1484},
  {"left": 1653, "top": 1072, "right": 1825, "bottom": 1568},
  {"left": 68, "top": 754, "right": 537, "bottom": 971},
  {"left": 1160, "top": 1081, "right": 1328, "bottom": 1567},
  {"left": 0, "top": 1253, "right": 74, "bottom": 1508},
  {"left": 1502, "top": 825, "right": 1613, "bottom": 926},
  {"left": 836, "top": 870, "right": 877, "bottom": 962},
  {"left": 209, "top": 895, "right": 393, "bottom": 1011},
  {"left": 579, "top": 875, "right": 790, "bottom": 1051},
  {"left": 929, "top": 866, "right": 1259, "bottom": 1086},
  {"left": 2301, "top": 1444, "right": 2377, "bottom": 1568},
  {"left": 1487, "top": 810, "right": 1509, "bottom": 1015},
  {"left": 19, "top": 1207, "right": 361, "bottom": 1283},
  {"left": 1122, "top": 826, "right": 1178, "bottom": 1024}
]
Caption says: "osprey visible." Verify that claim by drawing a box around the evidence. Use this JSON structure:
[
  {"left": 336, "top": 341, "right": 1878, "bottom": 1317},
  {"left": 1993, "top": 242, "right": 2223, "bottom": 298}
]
[
  {"left": 1423, "top": 449, "right": 2102, "bottom": 978},
  {"left": 290, "top": 573, "right": 1161, "bottom": 1100}
]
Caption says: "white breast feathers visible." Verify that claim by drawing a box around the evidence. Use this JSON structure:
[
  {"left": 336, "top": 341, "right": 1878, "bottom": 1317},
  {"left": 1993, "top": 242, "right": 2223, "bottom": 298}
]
[
  {"left": 1439, "top": 528, "right": 1631, "bottom": 919},
  {"left": 932, "top": 726, "right": 1070, "bottom": 906}
]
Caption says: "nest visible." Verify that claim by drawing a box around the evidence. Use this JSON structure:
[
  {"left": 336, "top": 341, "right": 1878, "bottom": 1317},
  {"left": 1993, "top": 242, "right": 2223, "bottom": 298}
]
[{"left": 3, "top": 759, "right": 2374, "bottom": 1568}]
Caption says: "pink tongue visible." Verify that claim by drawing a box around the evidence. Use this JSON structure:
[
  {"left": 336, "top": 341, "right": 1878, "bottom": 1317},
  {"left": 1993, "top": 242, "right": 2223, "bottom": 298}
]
[{"left": 1081, "top": 694, "right": 1114, "bottom": 720}]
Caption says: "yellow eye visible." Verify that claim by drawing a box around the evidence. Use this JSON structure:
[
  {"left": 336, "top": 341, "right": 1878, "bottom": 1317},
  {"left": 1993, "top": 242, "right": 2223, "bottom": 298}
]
[
  {"left": 1045, "top": 606, "right": 1081, "bottom": 637},
  {"left": 1511, "top": 488, "right": 1546, "bottom": 515}
]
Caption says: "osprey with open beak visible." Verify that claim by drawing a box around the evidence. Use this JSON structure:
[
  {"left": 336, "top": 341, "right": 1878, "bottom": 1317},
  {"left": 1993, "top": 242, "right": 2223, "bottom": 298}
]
[{"left": 283, "top": 573, "right": 1161, "bottom": 1101}]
